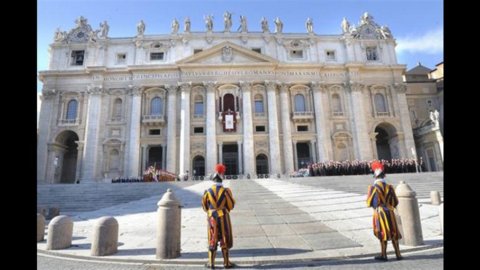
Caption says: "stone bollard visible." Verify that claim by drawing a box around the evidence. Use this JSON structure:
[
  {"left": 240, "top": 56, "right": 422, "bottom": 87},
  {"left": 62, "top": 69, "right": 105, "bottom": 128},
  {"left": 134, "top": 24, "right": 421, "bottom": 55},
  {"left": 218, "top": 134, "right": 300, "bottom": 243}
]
[
  {"left": 156, "top": 188, "right": 181, "bottom": 259},
  {"left": 37, "top": 214, "right": 46, "bottom": 242},
  {"left": 395, "top": 181, "right": 424, "bottom": 246},
  {"left": 91, "top": 216, "right": 119, "bottom": 256},
  {"left": 46, "top": 215, "right": 73, "bottom": 250},
  {"left": 439, "top": 203, "right": 443, "bottom": 235},
  {"left": 430, "top": 191, "right": 442, "bottom": 205}
]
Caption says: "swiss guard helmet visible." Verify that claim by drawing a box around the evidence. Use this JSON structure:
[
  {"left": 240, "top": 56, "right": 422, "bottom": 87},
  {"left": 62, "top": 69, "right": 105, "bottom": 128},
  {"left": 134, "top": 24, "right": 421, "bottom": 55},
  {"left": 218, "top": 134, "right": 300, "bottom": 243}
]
[
  {"left": 371, "top": 161, "right": 385, "bottom": 178},
  {"left": 212, "top": 163, "right": 226, "bottom": 182}
]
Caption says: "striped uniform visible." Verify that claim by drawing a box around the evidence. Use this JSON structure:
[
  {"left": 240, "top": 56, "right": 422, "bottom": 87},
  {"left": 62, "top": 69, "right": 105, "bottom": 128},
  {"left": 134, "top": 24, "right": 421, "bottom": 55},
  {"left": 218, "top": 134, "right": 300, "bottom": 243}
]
[
  {"left": 366, "top": 180, "right": 402, "bottom": 241},
  {"left": 202, "top": 183, "right": 235, "bottom": 251}
]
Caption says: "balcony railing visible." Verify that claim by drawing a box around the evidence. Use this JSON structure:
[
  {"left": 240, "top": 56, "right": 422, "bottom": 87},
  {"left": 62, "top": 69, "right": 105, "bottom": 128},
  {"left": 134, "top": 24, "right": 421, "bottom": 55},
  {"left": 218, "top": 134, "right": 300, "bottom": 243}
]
[
  {"left": 142, "top": 114, "right": 165, "bottom": 125},
  {"left": 254, "top": 112, "right": 266, "bottom": 118},
  {"left": 59, "top": 118, "right": 79, "bottom": 125},
  {"left": 376, "top": 111, "right": 390, "bottom": 117},
  {"left": 193, "top": 114, "right": 204, "bottom": 119},
  {"left": 291, "top": 111, "right": 314, "bottom": 122},
  {"left": 332, "top": 111, "right": 344, "bottom": 117}
]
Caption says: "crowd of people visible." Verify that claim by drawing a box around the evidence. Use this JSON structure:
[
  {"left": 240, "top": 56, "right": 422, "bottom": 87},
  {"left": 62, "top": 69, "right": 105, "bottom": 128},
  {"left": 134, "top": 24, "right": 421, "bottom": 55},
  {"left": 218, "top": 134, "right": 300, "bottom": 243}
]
[{"left": 291, "top": 158, "right": 426, "bottom": 178}]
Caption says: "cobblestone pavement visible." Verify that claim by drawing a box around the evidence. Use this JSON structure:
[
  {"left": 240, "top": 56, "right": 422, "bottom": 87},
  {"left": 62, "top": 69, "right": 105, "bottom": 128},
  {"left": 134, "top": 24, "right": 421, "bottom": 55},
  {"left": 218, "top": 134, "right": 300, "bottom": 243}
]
[{"left": 38, "top": 247, "right": 443, "bottom": 270}]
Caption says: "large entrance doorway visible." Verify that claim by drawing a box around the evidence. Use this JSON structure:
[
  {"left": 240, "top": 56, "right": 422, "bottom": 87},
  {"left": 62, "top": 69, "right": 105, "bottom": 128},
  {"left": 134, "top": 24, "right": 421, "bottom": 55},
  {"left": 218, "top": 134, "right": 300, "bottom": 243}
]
[
  {"left": 256, "top": 154, "right": 269, "bottom": 174},
  {"left": 296, "top": 142, "right": 311, "bottom": 169},
  {"left": 222, "top": 144, "right": 238, "bottom": 175},
  {"left": 192, "top": 156, "right": 205, "bottom": 176},
  {"left": 148, "top": 146, "right": 163, "bottom": 169},
  {"left": 375, "top": 127, "right": 392, "bottom": 160},
  {"left": 55, "top": 130, "right": 79, "bottom": 183}
]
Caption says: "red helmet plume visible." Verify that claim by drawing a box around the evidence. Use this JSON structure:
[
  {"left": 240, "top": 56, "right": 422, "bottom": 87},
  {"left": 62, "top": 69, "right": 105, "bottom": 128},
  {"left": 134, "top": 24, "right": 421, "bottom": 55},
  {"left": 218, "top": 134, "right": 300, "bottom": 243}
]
[
  {"left": 371, "top": 161, "right": 384, "bottom": 177},
  {"left": 215, "top": 164, "right": 226, "bottom": 175}
]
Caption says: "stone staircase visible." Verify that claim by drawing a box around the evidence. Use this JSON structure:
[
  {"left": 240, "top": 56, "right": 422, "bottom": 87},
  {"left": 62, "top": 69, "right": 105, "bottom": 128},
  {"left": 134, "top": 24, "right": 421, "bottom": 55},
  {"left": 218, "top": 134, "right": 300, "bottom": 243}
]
[
  {"left": 37, "top": 181, "right": 195, "bottom": 216},
  {"left": 37, "top": 172, "right": 443, "bottom": 216}
]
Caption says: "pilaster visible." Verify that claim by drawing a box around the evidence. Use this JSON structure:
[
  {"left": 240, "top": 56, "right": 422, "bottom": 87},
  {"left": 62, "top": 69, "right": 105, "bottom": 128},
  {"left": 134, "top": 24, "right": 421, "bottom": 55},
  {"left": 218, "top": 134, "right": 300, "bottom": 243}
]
[
  {"left": 178, "top": 82, "right": 191, "bottom": 175},
  {"left": 204, "top": 81, "right": 217, "bottom": 175},
  {"left": 279, "top": 83, "right": 294, "bottom": 174},
  {"left": 166, "top": 84, "right": 178, "bottom": 173},
  {"left": 265, "top": 81, "right": 281, "bottom": 175},
  {"left": 240, "top": 81, "right": 255, "bottom": 176}
]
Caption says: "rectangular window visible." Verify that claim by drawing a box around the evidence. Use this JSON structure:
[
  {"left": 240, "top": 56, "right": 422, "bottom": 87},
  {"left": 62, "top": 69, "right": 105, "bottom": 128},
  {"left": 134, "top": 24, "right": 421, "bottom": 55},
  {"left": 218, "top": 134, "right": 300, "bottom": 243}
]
[
  {"left": 255, "top": 126, "right": 266, "bottom": 132},
  {"left": 252, "top": 48, "right": 262, "bottom": 53},
  {"left": 366, "top": 47, "right": 378, "bottom": 61},
  {"left": 150, "top": 52, "right": 164, "bottom": 60},
  {"left": 71, "top": 50, "right": 85, "bottom": 66},
  {"left": 297, "top": 125, "right": 308, "bottom": 132},
  {"left": 149, "top": 129, "right": 161, "bottom": 135},
  {"left": 116, "top": 53, "right": 126, "bottom": 64},
  {"left": 194, "top": 49, "right": 203, "bottom": 54},
  {"left": 194, "top": 102, "right": 204, "bottom": 115},
  {"left": 290, "top": 50, "right": 304, "bottom": 59},
  {"left": 194, "top": 127, "right": 204, "bottom": 134},
  {"left": 326, "top": 50, "right": 336, "bottom": 61},
  {"left": 254, "top": 100, "right": 264, "bottom": 113}
]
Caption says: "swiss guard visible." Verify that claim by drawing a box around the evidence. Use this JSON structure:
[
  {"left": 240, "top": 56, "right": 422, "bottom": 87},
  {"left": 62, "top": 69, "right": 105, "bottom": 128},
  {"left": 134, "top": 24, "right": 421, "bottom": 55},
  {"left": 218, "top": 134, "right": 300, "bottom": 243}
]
[
  {"left": 366, "top": 161, "right": 403, "bottom": 261},
  {"left": 201, "top": 164, "right": 236, "bottom": 269}
]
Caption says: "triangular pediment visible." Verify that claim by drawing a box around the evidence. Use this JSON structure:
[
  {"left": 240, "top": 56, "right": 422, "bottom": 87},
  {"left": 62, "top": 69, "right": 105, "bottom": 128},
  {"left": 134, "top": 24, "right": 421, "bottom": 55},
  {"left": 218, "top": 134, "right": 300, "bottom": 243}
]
[{"left": 177, "top": 41, "right": 278, "bottom": 65}]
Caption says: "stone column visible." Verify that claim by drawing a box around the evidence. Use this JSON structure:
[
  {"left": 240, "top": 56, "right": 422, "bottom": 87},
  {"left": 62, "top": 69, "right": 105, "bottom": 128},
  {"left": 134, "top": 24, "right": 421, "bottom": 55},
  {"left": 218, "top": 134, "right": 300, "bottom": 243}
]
[
  {"left": 279, "top": 83, "right": 294, "bottom": 174},
  {"left": 310, "top": 140, "right": 317, "bottom": 163},
  {"left": 394, "top": 83, "right": 416, "bottom": 158},
  {"left": 162, "top": 144, "right": 167, "bottom": 170},
  {"left": 204, "top": 82, "right": 217, "bottom": 174},
  {"left": 348, "top": 82, "right": 373, "bottom": 160},
  {"left": 37, "top": 89, "right": 56, "bottom": 183},
  {"left": 240, "top": 81, "right": 255, "bottom": 176},
  {"left": 141, "top": 144, "right": 148, "bottom": 174},
  {"left": 81, "top": 86, "right": 104, "bottom": 182},
  {"left": 311, "top": 82, "right": 332, "bottom": 161},
  {"left": 265, "top": 81, "right": 281, "bottom": 175},
  {"left": 178, "top": 82, "right": 191, "bottom": 175},
  {"left": 125, "top": 87, "right": 142, "bottom": 177},
  {"left": 237, "top": 141, "right": 243, "bottom": 175},
  {"left": 292, "top": 140, "right": 298, "bottom": 170},
  {"left": 75, "top": 141, "right": 84, "bottom": 181},
  {"left": 166, "top": 85, "right": 178, "bottom": 173},
  {"left": 218, "top": 142, "right": 223, "bottom": 163}
]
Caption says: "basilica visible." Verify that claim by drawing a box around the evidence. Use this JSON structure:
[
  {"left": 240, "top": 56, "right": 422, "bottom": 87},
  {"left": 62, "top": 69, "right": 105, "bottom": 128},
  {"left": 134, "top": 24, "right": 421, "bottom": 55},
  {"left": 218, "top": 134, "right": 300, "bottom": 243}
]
[{"left": 37, "top": 12, "right": 441, "bottom": 184}]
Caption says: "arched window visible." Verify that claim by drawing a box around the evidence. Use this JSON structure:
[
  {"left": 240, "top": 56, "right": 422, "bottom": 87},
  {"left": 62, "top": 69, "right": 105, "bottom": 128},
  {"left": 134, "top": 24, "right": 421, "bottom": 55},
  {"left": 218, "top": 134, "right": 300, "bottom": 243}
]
[
  {"left": 294, "top": 94, "right": 306, "bottom": 112},
  {"left": 332, "top": 94, "right": 343, "bottom": 115},
  {"left": 150, "top": 97, "right": 163, "bottom": 115},
  {"left": 113, "top": 98, "right": 122, "bottom": 119},
  {"left": 375, "top": 93, "right": 387, "bottom": 113},
  {"left": 254, "top": 94, "right": 264, "bottom": 113},
  {"left": 66, "top": 99, "right": 78, "bottom": 120},
  {"left": 194, "top": 95, "right": 204, "bottom": 116}
]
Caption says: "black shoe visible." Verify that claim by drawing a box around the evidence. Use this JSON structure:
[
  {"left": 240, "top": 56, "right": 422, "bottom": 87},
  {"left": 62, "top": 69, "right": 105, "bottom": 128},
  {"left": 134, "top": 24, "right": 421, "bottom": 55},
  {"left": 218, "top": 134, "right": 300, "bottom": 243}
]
[
  {"left": 396, "top": 256, "right": 404, "bottom": 260},
  {"left": 204, "top": 263, "right": 215, "bottom": 269},
  {"left": 374, "top": 256, "right": 388, "bottom": 261},
  {"left": 224, "top": 262, "right": 236, "bottom": 268}
]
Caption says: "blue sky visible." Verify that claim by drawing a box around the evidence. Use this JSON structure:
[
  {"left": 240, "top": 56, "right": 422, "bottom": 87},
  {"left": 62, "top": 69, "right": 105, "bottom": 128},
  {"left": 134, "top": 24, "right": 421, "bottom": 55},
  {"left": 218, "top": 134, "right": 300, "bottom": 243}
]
[{"left": 37, "top": 0, "right": 443, "bottom": 116}]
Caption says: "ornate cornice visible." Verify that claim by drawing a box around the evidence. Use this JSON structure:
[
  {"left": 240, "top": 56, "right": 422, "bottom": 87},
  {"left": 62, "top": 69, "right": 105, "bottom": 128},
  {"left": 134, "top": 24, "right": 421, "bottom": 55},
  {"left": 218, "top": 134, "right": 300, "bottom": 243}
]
[
  {"left": 87, "top": 85, "right": 104, "bottom": 95},
  {"left": 310, "top": 82, "right": 327, "bottom": 93},
  {"left": 203, "top": 81, "right": 217, "bottom": 92},
  {"left": 165, "top": 84, "right": 178, "bottom": 95},
  {"left": 239, "top": 81, "right": 252, "bottom": 91},
  {"left": 128, "top": 85, "right": 143, "bottom": 96},
  {"left": 42, "top": 88, "right": 57, "bottom": 97},
  {"left": 393, "top": 83, "right": 407, "bottom": 94},
  {"left": 264, "top": 80, "right": 278, "bottom": 92},
  {"left": 178, "top": 82, "right": 192, "bottom": 92}
]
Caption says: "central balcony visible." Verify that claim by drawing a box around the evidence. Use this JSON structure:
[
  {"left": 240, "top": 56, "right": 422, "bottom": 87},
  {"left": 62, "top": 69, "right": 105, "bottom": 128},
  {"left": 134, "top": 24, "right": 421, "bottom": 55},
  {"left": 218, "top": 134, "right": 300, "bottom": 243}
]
[
  {"left": 142, "top": 114, "right": 165, "bottom": 126},
  {"left": 291, "top": 111, "right": 314, "bottom": 122}
]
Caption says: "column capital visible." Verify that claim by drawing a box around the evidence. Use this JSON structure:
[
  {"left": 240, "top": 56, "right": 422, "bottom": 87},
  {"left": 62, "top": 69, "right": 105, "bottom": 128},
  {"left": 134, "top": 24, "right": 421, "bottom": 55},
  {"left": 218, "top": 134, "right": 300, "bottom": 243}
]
[
  {"left": 279, "top": 82, "right": 291, "bottom": 92},
  {"left": 239, "top": 81, "right": 252, "bottom": 91},
  {"left": 393, "top": 83, "right": 407, "bottom": 93},
  {"left": 346, "top": 81, "right": 365, "bottom": 93},
  {"left": 264, "top": 80, "right": 278, "bottom": 92},
  {"left": 41, "top": 88, "right": 57, "bottom": 98},
  {"left": 165, "top": 84, "right": 178, "bottom": 95},
  {"left": 128, "top": 85, "right": 143, "bottom": 96},
  {"left": 178, "top": 82, "right": 192, "bottom": 92},
  {"left": 87, "top": 85, "right": 104, "bottom": 95},
  {"left": 203, "top": 81, "right": 217, "bottom": 92},
  {"left": 310, "top": 81, "right": 327, "bottom": 92}
]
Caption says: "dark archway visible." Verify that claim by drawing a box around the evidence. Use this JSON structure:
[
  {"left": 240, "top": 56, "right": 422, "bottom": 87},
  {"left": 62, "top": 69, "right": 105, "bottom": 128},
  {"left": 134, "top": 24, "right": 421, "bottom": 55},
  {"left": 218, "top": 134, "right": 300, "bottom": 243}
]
[
  {"left": 222, "top": 144, "right": 238, "bottom": 175},
  {"left": 375, "top": 127, "right": 391, "bottom": 160},
  {"left": 55, "top": 130, "right": 79, "bottom": 183},
  {"left": 256, "top": 154, "right": 269, "bottom": 174},
  {"left": 223, "top": 94, "right": 235, "bottom": 111},
  {"left": 296, "top": 142, "right": 311, "bottom": 169},
  {"left": 148, "top": 146, "right": 163, "bottom": 169},
  {"left": 192, "top": 156, "right": 205, "bottom": 176}
]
